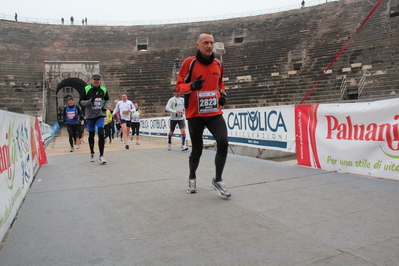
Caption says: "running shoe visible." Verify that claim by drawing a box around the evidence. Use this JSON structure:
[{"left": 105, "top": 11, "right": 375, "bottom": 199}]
[
  {"left": 125, "top": 144, "right": 129, "bottom": 149},
  {"left": 167, "top": 144, "right": 171, "bottom": 150},
  {"left": 70, "top": 147, "right": 74, "bottom": 152},
  {"left": 130, "top": 136, "right": 133, "bottom": 141},
  {"left": 99, "top": 156, "right": 106, "bottom": 164},
  {"left": 181, "top": 145, "right": 188, "bottom": 151},
  {"left": 136, "top": 141, "right": 140, "bottom": 145},
  {"left": 76, "top": 145, "right": 80, "bottom": 149},
  {"left": 187, "top": 179, "right": 198, "bottom": 194},
  {"left": 90, "top": 153, "right": 95, "bottom": 162},
  {"left": 211, "top": 179, "right": 231, "bottom": 198}
]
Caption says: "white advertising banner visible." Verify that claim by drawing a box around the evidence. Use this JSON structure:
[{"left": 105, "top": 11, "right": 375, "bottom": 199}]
[
  {"left": 214, "top": 106, "right": 296, "bottom": 152},
  {"left": 0, "top": 110, "right": 47, "bottom": 241},
  {"left": 140, "top": 116, "right": 174, "bottom": 137},
  {"left": 0, "top": 112, "right": 32, "bottom": 240},
  {"left": 296, "top": 98, "right": 399, "bottom": 180},
  {"left": 140, "top": 106, "right": 296, "bottom": 153}
]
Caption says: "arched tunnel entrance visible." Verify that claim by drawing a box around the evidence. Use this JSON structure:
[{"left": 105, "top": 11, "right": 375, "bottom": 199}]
[
  {"left": 55, "top": 78, "right": 87, "bottom": 124},
  {"left": 43, "top": 61, "right": 100, "bottom": 125}
]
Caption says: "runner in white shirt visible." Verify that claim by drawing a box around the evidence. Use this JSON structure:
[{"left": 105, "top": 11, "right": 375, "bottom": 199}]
[
  {"left": 165, "top": 89, "right": 188, "bottom": 151},
  {"left": 113, "top": 93, "right": 135, "bottom": 149},
  {"left": 130, "top": 103, "right": 142, "bottom": 145}
]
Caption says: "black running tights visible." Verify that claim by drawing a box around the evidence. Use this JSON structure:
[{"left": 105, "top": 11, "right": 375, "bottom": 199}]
[
  {"left": 187, "top": 115, "right": 228, "bottom": 182},
  {"left": 88, "top": 127, "right": 105, "bottom": 156}
]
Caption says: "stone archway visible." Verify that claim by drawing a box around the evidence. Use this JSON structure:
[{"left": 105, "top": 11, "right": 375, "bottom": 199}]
[
  {"left": 54, "top": 78, "right": 87, "bottom": 125},
  {"left": 43, "top": 61, "right": 102, "bottom": 124}
]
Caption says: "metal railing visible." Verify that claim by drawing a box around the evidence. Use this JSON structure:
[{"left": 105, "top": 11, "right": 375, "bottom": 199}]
[
  {"left": 1, "top": 0, "right": 339, "bottom": 26},
  {"left": 358, "top": 70, "right": 368, "bottom": 97},
  {"left": 340, "top": 75, "right": 347, "bottom": 100}
]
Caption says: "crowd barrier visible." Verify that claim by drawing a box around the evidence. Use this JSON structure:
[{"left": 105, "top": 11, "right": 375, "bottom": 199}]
[
  {"left": 0, "top": 110, "right": 48, "bottom": 241},
  {"left": 296, "top": 97, "right": 399, "bottom": 180},
  {"left": 139, "top": 105, "right": 295, "bottom": 153},
  {"left": 2, "top": 97, "right": 398, "bottom": 241},
  {"left": 142, "top": 98, "right": 399, "bottom": 181}
]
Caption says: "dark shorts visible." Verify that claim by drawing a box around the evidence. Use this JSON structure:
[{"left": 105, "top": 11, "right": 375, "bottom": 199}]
[
  {"left": 120, "top": 119, "right": 131, "bottom": 127},
  {"left": 170, "top": 119, "right": 185, "bottom": 132},
  {"left": 131, "top": 122, "right": 140, "bottom": 135}
]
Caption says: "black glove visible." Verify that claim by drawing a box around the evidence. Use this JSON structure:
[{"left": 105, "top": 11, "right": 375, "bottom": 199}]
[
  {"left": 101, "top": 106, "right": 107, "bottom": 112},
  {"left": 90, "top": 97, "right": 95, "bottom": 103},
  {"left": 219, "top": 92, "right": 227, "bottom": 106},
  {"left": 191, "top": 75, "right": 204, "bottom": 91},
  {"left": 73, "top": 116, "right": 78, "bottom": 120}
]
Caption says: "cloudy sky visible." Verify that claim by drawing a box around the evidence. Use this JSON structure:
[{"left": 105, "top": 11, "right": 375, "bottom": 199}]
[{"left": 2, "top": 0, "right": 332, "bottom": 25}]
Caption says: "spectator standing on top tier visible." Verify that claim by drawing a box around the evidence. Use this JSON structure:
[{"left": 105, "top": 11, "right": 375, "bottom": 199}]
[
  {"left": 15, "top": 13, "right": 17, "bottom": 21},
  {"left": 70, "top": 16, "right": 74, "bottom": 25},
  {"left": 61, "top": 17, "right": 64, "bottom": 25},
  {"left": 301, "top": 0, "right": 305, "bottom": 8}
]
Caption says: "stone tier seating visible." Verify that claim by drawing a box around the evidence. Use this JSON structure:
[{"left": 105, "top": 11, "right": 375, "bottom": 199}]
[{"left": 0, "top": 0, "right": 398, "bottom": 121}]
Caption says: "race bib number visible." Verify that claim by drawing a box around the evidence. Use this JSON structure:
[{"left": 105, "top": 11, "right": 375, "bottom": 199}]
[
  {"left": 93, "top": 97, "right": 102, "bottom": 109},
  {"left": 122, "top": 110, "right": 130, "bottom": 116},
  {"left": 67, "top": 111, "right": 75, "bottom": 119},
  {"left": 197, "top": 91, "right": 218, "bottom": 113},
  {"left": 132, "top": 111, "right": 140, "bottom": 121},
  {"left": 121, "top": 109, "right": 131, "bottom": 120},
  {"left": 174, "top": 112, "right": 183, "bottom": 118}
]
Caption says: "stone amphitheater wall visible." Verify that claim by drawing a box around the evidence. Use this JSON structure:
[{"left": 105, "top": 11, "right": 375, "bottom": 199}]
[{"left": 0, "top": 0, "right": 398, "bottom": 124}]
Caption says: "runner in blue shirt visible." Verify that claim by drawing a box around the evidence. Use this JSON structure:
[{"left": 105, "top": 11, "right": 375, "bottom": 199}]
[{"left": 63, "top": 97, "right": 82, "bottom": 152}]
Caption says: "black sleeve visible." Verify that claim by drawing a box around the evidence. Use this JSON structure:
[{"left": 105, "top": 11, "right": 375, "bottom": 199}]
[{"left": 80, "top": 87, "right": 89, "bottom": 102}]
